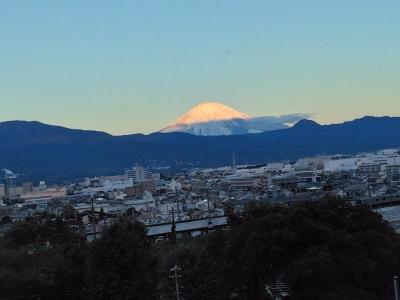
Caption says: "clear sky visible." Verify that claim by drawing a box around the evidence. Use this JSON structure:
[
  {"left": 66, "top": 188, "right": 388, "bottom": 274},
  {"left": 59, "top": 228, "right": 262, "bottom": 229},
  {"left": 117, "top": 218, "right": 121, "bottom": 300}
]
[{"left": 0, "top": 0, "right": 399, "bottom": 134}]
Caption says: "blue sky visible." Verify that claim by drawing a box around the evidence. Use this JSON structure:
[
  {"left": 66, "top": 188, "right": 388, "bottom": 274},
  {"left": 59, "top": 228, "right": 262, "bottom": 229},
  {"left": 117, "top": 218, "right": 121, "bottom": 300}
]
[{"left": 0, "top": 0, "right": 399, "bottom": 134}]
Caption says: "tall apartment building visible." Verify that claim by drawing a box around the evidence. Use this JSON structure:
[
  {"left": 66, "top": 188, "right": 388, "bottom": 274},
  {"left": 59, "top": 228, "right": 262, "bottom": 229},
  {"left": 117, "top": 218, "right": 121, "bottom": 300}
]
[{"left": 125, "top": 166, "right": 158, "bottom": 183}]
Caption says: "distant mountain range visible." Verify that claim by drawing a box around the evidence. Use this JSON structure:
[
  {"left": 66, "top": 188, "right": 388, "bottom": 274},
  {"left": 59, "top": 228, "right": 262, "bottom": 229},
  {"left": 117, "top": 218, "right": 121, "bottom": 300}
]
[
  {"left": 160, "top": 102, "right": 309, "bottom": 135},
  {"left": 1, "top": 116, "right": 400, "bottom": 183}
]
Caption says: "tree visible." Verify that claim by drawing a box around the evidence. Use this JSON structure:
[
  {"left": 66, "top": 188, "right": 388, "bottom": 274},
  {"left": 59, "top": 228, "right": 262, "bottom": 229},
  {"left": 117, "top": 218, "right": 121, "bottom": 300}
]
[
  {"left": 0, "top": 214, "right": 87, "bottom": 300},
  {"left": 155, "top": 199, "right": 400, "bottom": 299},
  {"left": 223, "top": 201, "right": 242, "bottom": 227},
  {"left": 221, "top": 200, "right": 400, "bottom": 299},
  {"left": 63, "top": 204, "right": 78, "bottom": 220},
  {"left": 89, "top": 216, "right": 158, "bottom": 300},
  {"left": 2, "top": 200, "right": 400, "bottom": 299},
  {"left": 99, "top": 207, "right": 106, "bottom": 220}
]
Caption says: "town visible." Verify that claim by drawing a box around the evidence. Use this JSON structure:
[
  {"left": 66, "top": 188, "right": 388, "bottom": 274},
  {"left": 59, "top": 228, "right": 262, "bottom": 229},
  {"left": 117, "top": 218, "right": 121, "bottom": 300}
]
[{"left": 2, "top": 148, "right": 400, "bottom": 240}]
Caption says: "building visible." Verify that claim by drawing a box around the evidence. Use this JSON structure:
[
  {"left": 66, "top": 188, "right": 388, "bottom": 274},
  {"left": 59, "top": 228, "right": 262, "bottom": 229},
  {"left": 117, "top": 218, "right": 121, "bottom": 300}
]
[
  {"left": 0, "top": 184, "right": 5, "bottom": 198},
  {"left": 100, "top": 176, "right": 134, "bottom": 192},
  {"left": 126, "top": 166, "right": 157, "bottom": 182},
  {"left": 225, "top": 175, "right": 263, "bottom": 188},
  {"left": 124, "top": 191, "right": 156, "bottom": 212},
  {"left": 385, "top": 165, "right": 400, "bottom": 180},
  {"left": 124, "top": 181, "right": 156, "bottom": 197},
  {"left": 22, "top": 182, "right": 33, "bottom": 193},
  {"left": 324, "top": 157, "right": 358, "bottom": 172}
]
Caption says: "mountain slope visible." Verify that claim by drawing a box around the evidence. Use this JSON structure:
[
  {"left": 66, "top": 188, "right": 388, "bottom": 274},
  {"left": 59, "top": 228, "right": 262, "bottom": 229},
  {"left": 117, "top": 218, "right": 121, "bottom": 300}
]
[
  {"left": 160, "top": 102, "right": 251, "bottom": 135},
  {"left": 160, "top": 102, "right": 309, "bottom": 136},
  {"left": 0, "top": 121, "right": 112, "bottom": 150},
  {"left": 1, "top": 116, "right": 400, "bottom": 182},
  {"left": 169, "top": 102, "right": 250, "bottom": 124}
]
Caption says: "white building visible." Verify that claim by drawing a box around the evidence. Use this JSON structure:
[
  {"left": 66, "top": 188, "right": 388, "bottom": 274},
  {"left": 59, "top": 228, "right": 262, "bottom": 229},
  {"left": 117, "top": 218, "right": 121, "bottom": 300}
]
[
  {"left": 165, "top": 179, "right": 182, "bottom": 191},
  {"left": 126, "top": 166, "right": 158, "bottom": 183},
  {"left": 324, "top": 150, "right": 400, "bottom": 173},
  {"left": 324, "top": 158, "right": 358, "bottom": 172},
  {"left": 100, "top": 177, "right": 133, "bottom": 192},
  {"left": 266, "top": 163, "right": 285, "bottom": 172}
]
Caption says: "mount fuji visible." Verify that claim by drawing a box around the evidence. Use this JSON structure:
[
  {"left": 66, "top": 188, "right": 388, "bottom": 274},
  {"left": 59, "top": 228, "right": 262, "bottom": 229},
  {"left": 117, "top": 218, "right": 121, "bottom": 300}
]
[{"left": 160, "top": 102, "right": 310, "bottom": 136}]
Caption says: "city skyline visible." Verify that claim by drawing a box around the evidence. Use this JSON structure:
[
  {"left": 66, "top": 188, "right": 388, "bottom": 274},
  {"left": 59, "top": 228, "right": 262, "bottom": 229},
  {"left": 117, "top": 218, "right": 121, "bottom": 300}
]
[{"left": 1, "top": 1, "right": 399, "bottom": 134}]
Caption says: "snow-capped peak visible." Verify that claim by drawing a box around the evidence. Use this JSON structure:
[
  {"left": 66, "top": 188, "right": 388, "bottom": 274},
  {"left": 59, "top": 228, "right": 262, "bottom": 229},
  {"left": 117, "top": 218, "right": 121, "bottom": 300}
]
[
  {"left": 160, "top": 101, "right": 309, "bottom": 136},
  {"left": 172, "top": 102, "right": 250, "bottom": 125}
]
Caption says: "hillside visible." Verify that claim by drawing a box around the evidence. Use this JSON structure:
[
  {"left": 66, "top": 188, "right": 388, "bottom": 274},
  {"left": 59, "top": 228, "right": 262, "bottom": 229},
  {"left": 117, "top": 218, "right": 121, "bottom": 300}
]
[{"left": 0, "top": 116, "right": 400, "bottom": 182}]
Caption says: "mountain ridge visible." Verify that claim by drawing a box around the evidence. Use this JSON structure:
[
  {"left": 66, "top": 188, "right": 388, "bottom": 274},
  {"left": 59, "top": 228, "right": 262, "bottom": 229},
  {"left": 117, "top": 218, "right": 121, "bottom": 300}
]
[{"left": 1, "top": 116, "right": 400, "bottom": 183}]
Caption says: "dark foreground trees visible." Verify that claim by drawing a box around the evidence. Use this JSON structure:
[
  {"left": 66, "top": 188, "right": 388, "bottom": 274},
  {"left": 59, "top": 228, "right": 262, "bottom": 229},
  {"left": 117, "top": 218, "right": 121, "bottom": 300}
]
[
  {"left": 0, "top": 215, "right": 157, "bottom": 300},
  {"left": 89, "top": 217, "right": 158, "bottom": 300},
  {"left": 0, "top": 214, "right": 86, "bottom": 300},
  {"left": 1, "top": 200, "right": 400, "bottom": 299},
  {"left": 156, "top": 200, "right": 400, "bottom": 300}
]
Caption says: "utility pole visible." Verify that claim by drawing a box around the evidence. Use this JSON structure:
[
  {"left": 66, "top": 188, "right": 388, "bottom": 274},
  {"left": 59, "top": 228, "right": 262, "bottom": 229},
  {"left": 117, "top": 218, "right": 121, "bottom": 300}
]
[
  {"left": 394, "top": 276, "right": 400, "bottom": 300},
  {"left": 368, "top": 175, "right": 372, "bottom": 209},
  {"left": 170, "top": 265, "right": 183, "bottom": 300},
  {"left": 3, "top": 176, "right": 8, "bottom": 203},
  {"left": 170, "top": 206, "right": 176, "bottom": 241},
  {"left": 175, "top": 186, "right": 180, "bottom": 221},
  {"left": 206, "top": 184, "right": 213, "bottom": 228},
  {"left": 91, "top": 196, "right": 96, "bottom": 239},
  {"left": 207, "top": 197, "right": 213, "bottom": 229}
]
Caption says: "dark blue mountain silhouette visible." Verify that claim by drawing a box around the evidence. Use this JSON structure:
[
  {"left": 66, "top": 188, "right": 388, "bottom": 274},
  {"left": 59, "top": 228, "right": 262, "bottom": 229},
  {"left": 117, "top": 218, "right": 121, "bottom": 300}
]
[{"left": 1, "top": 116, "right": 399, "bottom": 182}]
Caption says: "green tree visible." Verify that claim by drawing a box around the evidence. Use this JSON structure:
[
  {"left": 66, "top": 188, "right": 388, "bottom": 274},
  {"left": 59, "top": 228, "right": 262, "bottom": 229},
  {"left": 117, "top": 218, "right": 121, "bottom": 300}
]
[
  {"left": 89, "top": 216, "right": 158, "bottom": 300},
  {"left": 156, "top": 199, "right": 400, "bottom": 299},
  {"left": 0, "top": 214, "right": 87, "bottom": 300}
]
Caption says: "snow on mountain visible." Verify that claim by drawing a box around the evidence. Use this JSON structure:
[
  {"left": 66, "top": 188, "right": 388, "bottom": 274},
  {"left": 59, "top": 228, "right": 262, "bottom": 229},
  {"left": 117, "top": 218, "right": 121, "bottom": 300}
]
[
  {"left": 160, "top": 101, "right": 310, "bottom": 136},
  {"left": 160, "top": 102, "right": 250, "bottom": 136},
  {"left": 172, "top": 102, "right": 250, "bottom": 124}
]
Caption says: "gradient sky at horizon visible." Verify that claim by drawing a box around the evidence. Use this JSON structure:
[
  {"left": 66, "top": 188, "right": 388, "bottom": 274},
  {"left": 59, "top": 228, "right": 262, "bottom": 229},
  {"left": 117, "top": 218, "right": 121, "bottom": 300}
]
[{"left": 1, "top": 0, "right": 399, "bottom": 134}]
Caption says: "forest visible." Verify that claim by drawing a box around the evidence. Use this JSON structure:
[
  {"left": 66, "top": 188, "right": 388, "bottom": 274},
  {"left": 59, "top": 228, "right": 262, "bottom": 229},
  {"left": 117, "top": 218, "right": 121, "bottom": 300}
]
[{"left": 1, "top": 199, "right": 400, "bottom": 300}]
